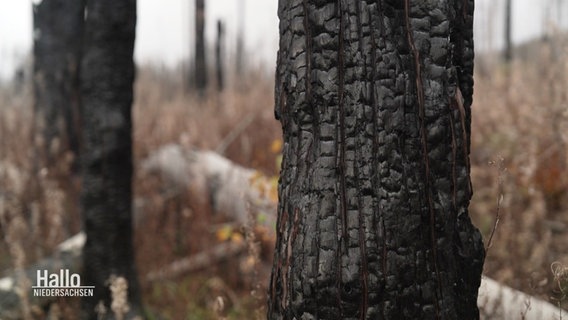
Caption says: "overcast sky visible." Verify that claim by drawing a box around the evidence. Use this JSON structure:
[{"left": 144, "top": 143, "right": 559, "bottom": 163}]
[{"left": 0, "top": 0, "right": 566, "bottom": 80}]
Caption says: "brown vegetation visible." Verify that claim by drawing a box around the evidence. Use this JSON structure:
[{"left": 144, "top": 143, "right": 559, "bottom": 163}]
[{"left": 472, "top": 35, "right": 568, "bottom": 312}]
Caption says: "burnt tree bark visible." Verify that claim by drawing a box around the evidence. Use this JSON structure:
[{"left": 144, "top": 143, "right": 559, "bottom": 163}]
[
  {"left": 80, "top": 0, "right": 141, "bottom": 318},
  {"left": 234, "top": 0, "right": 246, "bottom": 81},
  {"left": 215, "top": 20, "right": 225, "bottom": 92},
  {"left": 268, "top": 1, "right": 484, "bottom": 319},
  {"left": 503, "top": 0, "right": 512, "bottom": 63},
  {"left": 194, "top": 0, "right": 207, "bottom": 95},
  {"left": 33, "top": 0, "right": 84, "bottom": 166}
]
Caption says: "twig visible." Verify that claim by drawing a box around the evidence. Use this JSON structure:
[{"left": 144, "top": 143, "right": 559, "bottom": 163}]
[
  {"left": 145, "top": 241, "right": 246, "bottom": 283},
  {"left": 216, "top": 114, "right": 256, "bottom": 155},
  {"left": 485, "top": 156, "right": 506, "bottom": 255}
]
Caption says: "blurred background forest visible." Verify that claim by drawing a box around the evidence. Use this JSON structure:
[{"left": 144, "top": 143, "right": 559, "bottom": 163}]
[{"left": 1, "top": 0, "right": 568, "bottom": 318}]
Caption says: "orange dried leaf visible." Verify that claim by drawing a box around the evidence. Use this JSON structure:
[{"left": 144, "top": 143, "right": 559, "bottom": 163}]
[
  {"left": 216, "top": 225, "right": 233, "bottom": 242},
  {"left": 270, "top": 139, "right": 283, "bottom": 153},
  {"left": 230, "top": 233, "right": 244, "bottom": 244}
]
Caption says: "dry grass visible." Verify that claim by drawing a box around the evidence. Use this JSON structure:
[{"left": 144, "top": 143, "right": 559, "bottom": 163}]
[
  {"left": 131, "top": 66, "right": 279, "bottom": 318},
  {"left": 1, "top": 34, "right": 567, "bottom": 317},
  {"left": 471, "top": 34, "right": 568, "bottom": 310},
  {"left": 0, "top": 65, "right": 279, "bottom": 318}
]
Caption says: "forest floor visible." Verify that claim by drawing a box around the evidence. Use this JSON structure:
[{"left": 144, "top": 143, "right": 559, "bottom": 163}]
[{"left": 1, "top": 39, "right": 568, "bottom": 318}]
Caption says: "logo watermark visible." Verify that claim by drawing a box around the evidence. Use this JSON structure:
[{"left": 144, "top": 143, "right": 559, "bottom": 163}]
[{"left": 32, "top": 269, "right": 94, "bottom": 297}]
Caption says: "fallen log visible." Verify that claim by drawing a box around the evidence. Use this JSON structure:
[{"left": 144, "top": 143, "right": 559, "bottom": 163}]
[
  {"left": 478, "top": 277, "right": 564, "bottom": 319},
  {"left": 140, "top": 143, "right": 277, "bottom": 231},
  {"left": 0, "top": 145, "right": 563, "bottom": 319}
]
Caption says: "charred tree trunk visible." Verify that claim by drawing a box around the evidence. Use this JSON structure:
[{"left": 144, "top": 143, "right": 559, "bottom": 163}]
[
  {"left": 80, "top": 0, "right": 141, "bottom": 318},
  {"left": 215, "top": 20, "right": 225, "bottom": 92},
  {"left": 268, "top": 1, "right": 484, "bottom": 319},
  {"left": 235, "top": 0, "right": 245, "bottom": 78},
  {"left": 503, "top": 0, "right": 513, "bottom": 63},
  {"left": 33, "top": 0, "right": 84, "bottom": 167},
  {"left": 194, "top": 0, "right": 207, "bottom": 95}
]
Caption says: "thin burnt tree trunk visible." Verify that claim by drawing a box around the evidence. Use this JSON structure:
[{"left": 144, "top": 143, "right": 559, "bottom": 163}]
[
  {"left": 80, "top": 0, "right": 141, "bottom": 318},
  {"left": 194, "top": 0, "right": 207, "bottom": 95},
  {"left": 33, "top": 0, "right": 84, "bottom": 167},
  {"left": 235, "top": 0, "right": 245, "bottom": 78},
  {"left": 268, "top": 1, "right": 484, "bottom": 319},
  {"left": 503, "top": 0, "right": 512, "bottom": 63},
  {"left": 215, "top": 20, "right": 225, "bottom": 92}
]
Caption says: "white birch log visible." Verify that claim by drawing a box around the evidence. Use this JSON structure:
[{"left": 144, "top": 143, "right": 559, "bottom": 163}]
[
  {"left": 140, "top": 143, "right": 277, "bottom": 231},
  {"left": 478, "top": 276, "right": 564, "bottom": 319}
]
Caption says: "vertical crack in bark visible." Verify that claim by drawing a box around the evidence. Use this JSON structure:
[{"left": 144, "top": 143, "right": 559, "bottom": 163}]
[
  {"left": 368, "top": 3, "right": 388, "bottom": 316},
  {"left": 454, "top": 87, "right": 471, "bottom": 192},
  {"left": 313, "top": 204, "right": 321, "bottom": 318},
  {"left": 403, "top": 0, "right": 442, "bottom": 317},
  {"left": 280, "top": 207, "right": 301, "bottom": 313},
  {"left": 448, "top": 102, "right": 458, "bottom": 211},
  {"left": 337, "top": 0, "right": 347, "bottom": 316},
  {"left": 337, "top": 0, "right": 348, "bottom": 251},
  {"left": 455, "top": 0, "right": 474, "bottom": 127},
  {"left": 354, "top": 2, "right": 369, "bottom": 318},
  {"left": 452, "top": 0, "right": 474, "bottom": 195},
  {"left": 449, "top": 87, "right": 470, "bottom": 219},
  {"left": 270, "top": 206, "right": 287, "bottom": 311},
  {"left": 355, "top": 163, "right": 369, "bottom": 320},
  {"left": 280, "top": 211, "right": 290, "bottom": 310},
  {"left": 302, "top": 0, "right": 311, "bottom": 96},
  {"left": 303, "top": 0, "right": 314, "bottom": 129},
  {"left": 301, "top": 2, "right": 321, "bottom": 315},
  {"left": 374, "top": 3, "right": 388, "bottom": 313}
]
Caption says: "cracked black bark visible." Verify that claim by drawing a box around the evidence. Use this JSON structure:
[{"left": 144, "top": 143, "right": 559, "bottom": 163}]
[
  {"left": 80, "top": 0, "right": 142, "bottom": 318},
  {"left": 269, "top": 1, "right": 484, "bottom": 319}
]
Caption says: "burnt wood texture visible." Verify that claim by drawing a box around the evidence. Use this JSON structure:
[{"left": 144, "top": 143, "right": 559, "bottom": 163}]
[
  {"left": 268, "top": 1, "right": 484, "bottom": 319},
  {"left": 33, "top": 0, "right": 84, "bottom": 165},
  {"left": 194, "top": 0, "right": 208, "bottom": 94},
  {"left": 80, "top": 0, "right": 141, "bottom": 318}
]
